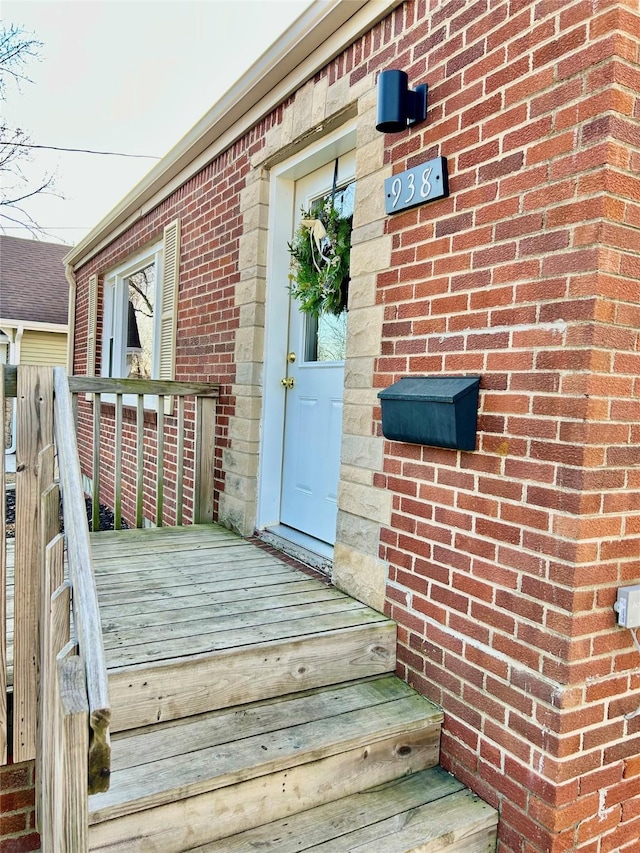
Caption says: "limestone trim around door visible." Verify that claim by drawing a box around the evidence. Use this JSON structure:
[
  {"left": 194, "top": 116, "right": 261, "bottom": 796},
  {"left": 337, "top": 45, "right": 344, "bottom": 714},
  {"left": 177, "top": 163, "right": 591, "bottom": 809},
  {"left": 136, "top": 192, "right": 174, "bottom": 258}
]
[{"left": 223, "top": 76, "right": 391, "bottom": 616}]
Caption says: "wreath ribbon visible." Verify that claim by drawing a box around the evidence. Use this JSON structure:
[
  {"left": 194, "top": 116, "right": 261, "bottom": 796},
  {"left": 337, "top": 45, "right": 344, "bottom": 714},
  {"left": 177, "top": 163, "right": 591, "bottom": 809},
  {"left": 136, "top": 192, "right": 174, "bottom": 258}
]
[{"left": 299, "top": 218, "right": 330, "bottom": 272}]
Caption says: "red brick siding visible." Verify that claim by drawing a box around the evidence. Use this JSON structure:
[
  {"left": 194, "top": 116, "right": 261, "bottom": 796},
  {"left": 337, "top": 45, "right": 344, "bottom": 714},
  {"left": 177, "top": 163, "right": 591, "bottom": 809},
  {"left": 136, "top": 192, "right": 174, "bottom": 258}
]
[
  {"left": 0, "top": 760, "right": 39, "bottom": 853},
  {"left": 73, "top": 142, "right": 258, "bottom": 525},
  {"left": 375, "top": 1, "right": 640, "bottom": 851}
]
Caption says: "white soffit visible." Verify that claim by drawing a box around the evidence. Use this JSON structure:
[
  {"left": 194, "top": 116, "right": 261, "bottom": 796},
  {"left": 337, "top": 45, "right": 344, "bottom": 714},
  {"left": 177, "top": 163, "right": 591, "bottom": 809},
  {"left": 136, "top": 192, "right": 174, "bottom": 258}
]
[{"left": 66, "top": 0, "right": 403, "bottom": 269}]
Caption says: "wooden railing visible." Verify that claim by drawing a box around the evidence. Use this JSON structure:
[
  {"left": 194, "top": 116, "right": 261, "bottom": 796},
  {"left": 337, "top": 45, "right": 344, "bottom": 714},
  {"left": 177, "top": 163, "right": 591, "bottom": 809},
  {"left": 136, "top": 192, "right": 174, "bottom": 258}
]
[
  {"left": 68, "top": 376, "right": 219, "bottom": 530},
  {"left": 1, "top": 365, "right": 110, "bottom": 848},
  {"left": 1, "top": 366, "right": 220, "bottom": 770},
  {"left": 1, "top": 367, "right": 218, "bottom": 848}
]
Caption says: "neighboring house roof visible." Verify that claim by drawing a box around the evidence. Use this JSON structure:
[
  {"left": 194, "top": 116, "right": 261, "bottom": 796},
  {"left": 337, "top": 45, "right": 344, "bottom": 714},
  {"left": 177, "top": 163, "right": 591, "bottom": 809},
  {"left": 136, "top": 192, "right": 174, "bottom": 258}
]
[
  {"left": 0, "top": 235, "right": 69, "bottom": 327},
  {"left": 65, "top": 0, "right": 401, "bottom": 270}
]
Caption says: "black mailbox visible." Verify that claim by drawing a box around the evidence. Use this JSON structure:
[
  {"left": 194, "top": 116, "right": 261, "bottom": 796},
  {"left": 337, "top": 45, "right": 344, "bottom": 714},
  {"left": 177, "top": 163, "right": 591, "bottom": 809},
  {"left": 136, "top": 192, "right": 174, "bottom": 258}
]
[{"left": 378, "top": 376, "right": 481, "bottom": 450}]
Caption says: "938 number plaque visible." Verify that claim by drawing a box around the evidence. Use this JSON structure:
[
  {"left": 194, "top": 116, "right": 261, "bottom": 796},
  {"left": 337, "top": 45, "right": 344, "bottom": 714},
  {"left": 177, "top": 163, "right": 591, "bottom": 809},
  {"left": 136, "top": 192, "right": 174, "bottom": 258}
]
[{"left": 384, "top": 156, "right": 449, "bottom": 215}]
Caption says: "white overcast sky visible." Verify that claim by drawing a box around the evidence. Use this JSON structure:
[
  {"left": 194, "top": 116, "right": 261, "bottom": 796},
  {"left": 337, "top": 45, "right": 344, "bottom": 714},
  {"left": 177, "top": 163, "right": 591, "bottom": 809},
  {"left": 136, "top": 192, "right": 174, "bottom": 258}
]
[{"left": 2, "top": 0, "right": 313, "bottom": 245}]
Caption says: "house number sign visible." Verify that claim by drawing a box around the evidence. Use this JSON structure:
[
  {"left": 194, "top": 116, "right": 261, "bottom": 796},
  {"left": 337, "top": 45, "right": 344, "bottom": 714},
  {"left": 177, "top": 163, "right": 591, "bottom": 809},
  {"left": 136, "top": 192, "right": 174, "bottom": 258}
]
[{"left": 384, "top": 155, "right": 449, "bottom": 215}]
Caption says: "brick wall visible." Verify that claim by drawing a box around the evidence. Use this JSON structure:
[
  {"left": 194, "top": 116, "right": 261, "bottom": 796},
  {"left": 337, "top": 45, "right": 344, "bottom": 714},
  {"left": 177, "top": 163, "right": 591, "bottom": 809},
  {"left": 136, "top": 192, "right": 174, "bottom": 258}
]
[
  {"left": 74, "top": 142, "right": 256, "bottom": 526},
  {"left": 0, "top": 760, "right": 39, "bottom": 853},
  {"left": 374, "top": 1, "right": 640, "bottom": 851}
]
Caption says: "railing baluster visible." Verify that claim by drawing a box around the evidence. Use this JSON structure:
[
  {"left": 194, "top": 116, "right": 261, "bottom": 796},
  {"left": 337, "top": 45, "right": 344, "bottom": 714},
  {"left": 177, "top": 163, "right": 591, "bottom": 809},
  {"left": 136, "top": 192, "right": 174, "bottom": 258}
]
[
  {"left": 71, "top": 390, "right": 78, "bottom": 435},
  {"left": 36, "top": 473, "right": 59, "bottom": 830},
  {"left": 176, "top": 395, "right": 185, "bottom": 526},
  {"left": 156, "top": 396, "right": 164, "bottom": 527},
  {"left": 114, "top": 394, "right": 123, "bottom": 530},
  {"left": 92, "top": 394, "right": 101, "bottom": 533},
  {"left": 45, "top": 581, "right": 71, "bottom": 851},
  {"left": 38, "top": 536, "right": 65, "bottom": 848},
  {"left": 195, "top": 395, "right": 217, "bottom": 523},
  {"left": 136, "top": 395, "right": 144, "bottom": 528}
]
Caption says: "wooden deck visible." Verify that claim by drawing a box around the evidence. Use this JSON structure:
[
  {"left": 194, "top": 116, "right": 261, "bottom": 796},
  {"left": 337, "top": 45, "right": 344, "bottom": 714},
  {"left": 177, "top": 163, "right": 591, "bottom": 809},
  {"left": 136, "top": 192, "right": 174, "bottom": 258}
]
[
  {"left": 92, "top": 524, "right": 395, "bottom": 732},
  {"left": 93, "top": 523, "right": 389, "bottom": 668},
  {"left": 4, "top": 523, "right": 395, "bottom": 712}
]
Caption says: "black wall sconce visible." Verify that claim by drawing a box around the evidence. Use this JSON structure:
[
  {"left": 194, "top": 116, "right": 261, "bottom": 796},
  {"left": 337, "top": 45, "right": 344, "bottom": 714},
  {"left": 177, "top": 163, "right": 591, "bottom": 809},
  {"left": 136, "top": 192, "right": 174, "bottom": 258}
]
[{"left": 376, "top": 70, "right": 428, "bottom": 133}]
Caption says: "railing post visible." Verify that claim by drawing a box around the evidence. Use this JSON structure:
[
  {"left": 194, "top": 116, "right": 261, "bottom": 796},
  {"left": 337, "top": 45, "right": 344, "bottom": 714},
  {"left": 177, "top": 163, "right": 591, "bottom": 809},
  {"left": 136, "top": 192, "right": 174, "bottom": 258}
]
[
  {"left": 194, "top": 395, "right": 216, "bottom": 523},
  {"left": 56, "top": 648, "right": 90, "bottom": 852},
  {"left": 13, "top": 365, "right": 54, "bottom": 761}
]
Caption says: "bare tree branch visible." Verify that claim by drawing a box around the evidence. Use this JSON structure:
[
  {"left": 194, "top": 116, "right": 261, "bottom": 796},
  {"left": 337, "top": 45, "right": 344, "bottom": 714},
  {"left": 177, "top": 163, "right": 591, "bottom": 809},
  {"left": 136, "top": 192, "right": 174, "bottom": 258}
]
[
  {"left": 0, "top": 24, "right": 42, "bottom": 97},
  {"left": 0, "top": 23, "right": 56, "bottom": 237}
]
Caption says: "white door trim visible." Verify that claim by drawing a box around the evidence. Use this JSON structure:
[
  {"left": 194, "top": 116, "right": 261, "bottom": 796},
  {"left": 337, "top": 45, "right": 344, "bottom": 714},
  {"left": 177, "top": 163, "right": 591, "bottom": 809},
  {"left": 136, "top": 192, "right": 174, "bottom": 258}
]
[{"left": 257, "top": 120, "right": 357, "bottom": 533}]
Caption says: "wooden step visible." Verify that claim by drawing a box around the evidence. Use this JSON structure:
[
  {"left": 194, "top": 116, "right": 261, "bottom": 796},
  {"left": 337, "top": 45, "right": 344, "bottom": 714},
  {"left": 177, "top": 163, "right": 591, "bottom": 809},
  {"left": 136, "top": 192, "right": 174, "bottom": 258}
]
[
  {"left": 185, "top": 767, "right": 498, "bottom": 852},
  {"left": 107, "top": 619, "right": 396, "bottom": 731},
  {"left": 105, "top": 592, "right": 397, "bottom": 731},
  {"left": 88, "top": 675, "right": 443, "bottom": 853}
]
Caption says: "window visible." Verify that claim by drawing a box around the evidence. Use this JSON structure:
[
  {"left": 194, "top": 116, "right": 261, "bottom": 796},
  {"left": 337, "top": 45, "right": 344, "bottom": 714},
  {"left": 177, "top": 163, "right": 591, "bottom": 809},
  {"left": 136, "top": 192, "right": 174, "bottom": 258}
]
[
  {"left": 102, "top": 248, "right": 161, "bottom": 380},
  {"left": 93, "top": 219, "right": 181, "bottom": 387}
]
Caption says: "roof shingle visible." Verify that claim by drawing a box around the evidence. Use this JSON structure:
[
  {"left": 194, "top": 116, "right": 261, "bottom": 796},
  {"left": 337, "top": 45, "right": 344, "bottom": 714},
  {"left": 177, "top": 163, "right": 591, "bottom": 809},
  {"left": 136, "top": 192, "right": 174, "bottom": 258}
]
[{"left": 0, "top": 235, "right": 69, "bottom": 326}]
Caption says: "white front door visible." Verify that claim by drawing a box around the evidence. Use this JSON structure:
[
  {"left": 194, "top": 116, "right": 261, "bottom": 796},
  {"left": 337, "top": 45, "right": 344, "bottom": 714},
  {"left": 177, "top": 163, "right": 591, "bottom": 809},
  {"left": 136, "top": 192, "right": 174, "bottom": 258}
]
[{"left": 279, "top": 153, "right": 355, "bottom": 545}]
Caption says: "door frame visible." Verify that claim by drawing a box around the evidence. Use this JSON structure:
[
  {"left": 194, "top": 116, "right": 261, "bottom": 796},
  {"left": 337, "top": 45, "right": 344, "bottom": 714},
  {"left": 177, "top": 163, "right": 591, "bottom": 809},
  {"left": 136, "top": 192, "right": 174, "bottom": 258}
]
[{"left": 257, "top": 120, "right": 357, "bottom": 534}]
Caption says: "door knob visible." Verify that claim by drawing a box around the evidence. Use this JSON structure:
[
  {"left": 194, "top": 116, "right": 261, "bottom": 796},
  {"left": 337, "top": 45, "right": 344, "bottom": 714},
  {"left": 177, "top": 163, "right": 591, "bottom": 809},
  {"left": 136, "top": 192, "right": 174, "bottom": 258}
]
[
  {"left": 281, "top": 377, "right": 295, "bottom": 389},
  {"left": 287, "top": 352, "right": 296, "bottom": 363}
]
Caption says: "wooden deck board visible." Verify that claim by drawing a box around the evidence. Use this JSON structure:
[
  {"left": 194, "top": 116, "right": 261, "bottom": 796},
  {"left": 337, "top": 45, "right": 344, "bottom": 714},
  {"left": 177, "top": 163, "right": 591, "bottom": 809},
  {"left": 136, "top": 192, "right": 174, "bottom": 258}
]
[
  {"left": 92, "top": 550, "right": 290, "bottom": 578},
  {"left": 97, "top": 577, "right": 330, "bottom": 619},
  {"left": 105, "top": 607, "right": 389, "bottom": 667},
  {"left": 101, "top": 597, "right": 369, "bottom": 650},
  {"left": 94, "top": 560, "right": 297, "bottom": 593},
  {"left": 100, "top": 585, "right": 348, "bottom": 631}
]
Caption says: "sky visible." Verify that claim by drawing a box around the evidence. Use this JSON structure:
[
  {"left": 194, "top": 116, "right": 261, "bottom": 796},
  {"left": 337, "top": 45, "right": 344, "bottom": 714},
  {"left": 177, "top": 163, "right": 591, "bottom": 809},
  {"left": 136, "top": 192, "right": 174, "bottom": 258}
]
[{"left": 2, "top": 0, "right": 313, "bottom": 246}]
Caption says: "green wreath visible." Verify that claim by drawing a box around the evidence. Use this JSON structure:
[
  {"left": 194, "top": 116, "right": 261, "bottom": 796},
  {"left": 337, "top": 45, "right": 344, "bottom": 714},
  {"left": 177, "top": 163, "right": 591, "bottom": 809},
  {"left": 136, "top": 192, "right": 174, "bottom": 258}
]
[{"left": 288, "top": 200, "right": 352, "bottom": 317}]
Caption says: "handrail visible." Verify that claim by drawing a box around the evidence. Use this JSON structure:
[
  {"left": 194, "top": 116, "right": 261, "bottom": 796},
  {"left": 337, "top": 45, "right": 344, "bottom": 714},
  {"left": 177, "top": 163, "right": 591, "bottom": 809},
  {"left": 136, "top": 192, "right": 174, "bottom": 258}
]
[
  {"left": 53, "top": 367, "right": 111, "bottom": 792},
  {"left": 67, "top": 375, "right": 219, "bottom": 397}
]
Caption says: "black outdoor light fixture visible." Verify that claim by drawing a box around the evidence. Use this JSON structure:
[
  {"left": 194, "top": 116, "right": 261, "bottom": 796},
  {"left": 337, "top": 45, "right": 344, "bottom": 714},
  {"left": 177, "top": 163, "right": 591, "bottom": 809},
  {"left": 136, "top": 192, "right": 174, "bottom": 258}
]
[{"left": 376, "top": 70, "right": 428, "bottom": 133}]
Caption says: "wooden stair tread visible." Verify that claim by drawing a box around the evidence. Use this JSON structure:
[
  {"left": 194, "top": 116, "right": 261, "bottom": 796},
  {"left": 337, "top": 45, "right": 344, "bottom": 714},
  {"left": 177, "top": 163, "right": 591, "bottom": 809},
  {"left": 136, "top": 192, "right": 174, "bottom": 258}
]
[
  {"left": 185, "top": 767, "right": 498, "bottom": 853},
  {"left": 107, "top": 622, "right": 397, "bottom": 732},
  {"left": 88, "top": 675, "right": 443, "bottom": 824}
]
